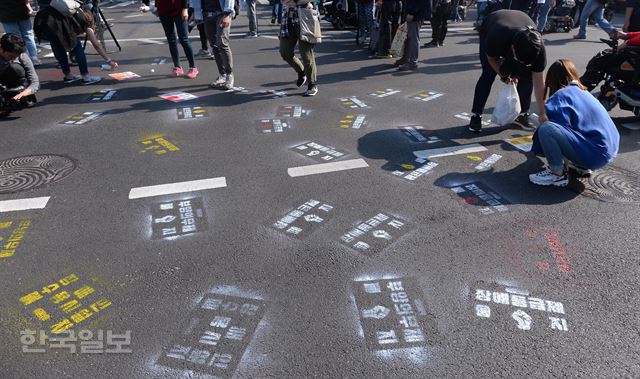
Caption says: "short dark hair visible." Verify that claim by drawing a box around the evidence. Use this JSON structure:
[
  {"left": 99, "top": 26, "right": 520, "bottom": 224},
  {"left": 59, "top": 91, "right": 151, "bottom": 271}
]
[
  {"left": 1, "top": 33, "right": 26, "bottom": 55},
  {"left": 512, "top": 27, "right": 543, "bottom": 64}
]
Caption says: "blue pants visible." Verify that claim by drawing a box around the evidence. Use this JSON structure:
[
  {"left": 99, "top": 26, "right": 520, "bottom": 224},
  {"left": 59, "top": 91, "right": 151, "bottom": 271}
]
[
  {"left": 50, "top": 39, "right": 89, "bottom": 76},
  {"left": 577, "top": 0, "right": 614, "bottom": 37},
  {"left": 535, "top": 0, "right": 553, "bottom": 32},
  {"left": 2, "top": 18, "right": 38, "bottom": 60},
  {"left": 356, "top": 2, "right": 374, "bottom": 41},
  {"left": 536, "top": 121, "right": 585, "bottom": 172},
  {"left": 159, "top": 15, "right": 195, "bottom": 68}
]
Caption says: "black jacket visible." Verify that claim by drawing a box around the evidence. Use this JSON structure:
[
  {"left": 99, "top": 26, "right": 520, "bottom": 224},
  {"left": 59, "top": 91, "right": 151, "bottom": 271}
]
[
  {"left": 405, "top": 0, "right": 431, "bottom": 21},
  {"left": 34, "top": 7, "right": 84, "bottom": 52},
  {"left": 0, "top": 0, "right": 30, "bottom": 23}
]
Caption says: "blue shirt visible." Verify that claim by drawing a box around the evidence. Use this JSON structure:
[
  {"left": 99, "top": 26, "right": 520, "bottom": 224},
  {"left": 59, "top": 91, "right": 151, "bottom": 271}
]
[{"left": 532, "top": 84, "right": 620, "bottom": 169}]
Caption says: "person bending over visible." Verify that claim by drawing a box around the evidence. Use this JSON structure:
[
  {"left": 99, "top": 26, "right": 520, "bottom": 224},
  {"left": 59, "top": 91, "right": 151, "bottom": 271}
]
[{"left": 529, "top": 59, "right": 619, "bottom": 187}]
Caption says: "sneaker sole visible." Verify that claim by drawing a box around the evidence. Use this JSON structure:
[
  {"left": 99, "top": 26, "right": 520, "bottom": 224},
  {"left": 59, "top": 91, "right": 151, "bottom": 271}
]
[
  {"left": 529, "top": 179, "right": 569, "bottom": 187},
  {"left": 468, "top": 126, "right": 481, "bottom": 133}
]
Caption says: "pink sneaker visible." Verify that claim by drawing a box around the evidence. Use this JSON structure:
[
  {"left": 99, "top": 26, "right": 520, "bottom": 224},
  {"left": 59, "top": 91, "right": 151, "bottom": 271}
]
[
  {"left": 186, "top": 67, "right": 199, "bottom": 79},
  {"left": 169, "top": 67, "right": 184, "bottom": 77}
]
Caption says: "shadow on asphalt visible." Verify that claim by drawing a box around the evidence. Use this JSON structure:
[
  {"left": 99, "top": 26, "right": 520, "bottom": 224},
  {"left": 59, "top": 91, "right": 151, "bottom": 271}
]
[{"left": 357, "top": 128, "right": 581, "bottom": 205}]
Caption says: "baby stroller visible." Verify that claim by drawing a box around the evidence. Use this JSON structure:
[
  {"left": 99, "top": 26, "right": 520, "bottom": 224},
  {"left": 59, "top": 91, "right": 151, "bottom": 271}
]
[
  {"left": 543, "top": 0, "right": 575, "bottom": 33},
  {"left": 322, "top": 0, "right": 357, "bottom": 29}
]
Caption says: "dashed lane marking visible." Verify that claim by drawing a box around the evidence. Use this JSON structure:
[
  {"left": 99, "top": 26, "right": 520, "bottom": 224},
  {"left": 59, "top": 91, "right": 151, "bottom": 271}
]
[
  {"left": 128, "top": 177, "right": 227, "bottom": 199},
  {"left": 288, "top": 159, "right": 369, "bottom": 177},
  {"left": 0, "top": 197, "right": 50, "bottom": 212}
]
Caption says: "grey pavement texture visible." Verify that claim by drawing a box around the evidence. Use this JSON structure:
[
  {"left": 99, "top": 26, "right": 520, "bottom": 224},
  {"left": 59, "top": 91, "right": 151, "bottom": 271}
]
[{"left": 0, "top": 2, "right": 639, "bottom": 378}]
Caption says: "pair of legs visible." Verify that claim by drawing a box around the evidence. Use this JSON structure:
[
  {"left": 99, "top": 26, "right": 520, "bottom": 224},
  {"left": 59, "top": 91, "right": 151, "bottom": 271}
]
[
  {"left": 476, "top": 1, "right": 487, "bottom": 22},
  {"left": 356, "top": 1, "right": 375, "bottom": 42},
  {"left": 247, "top": 0, "right": 258, "bottom": 35},
  {"left": 535, "top": 121, "right": 589, "bottom": 174},
  {"left": 451, "top": 0, "right": 461, "bottom": 21},
  {"left": 272, "top": 0, "right": 283, "bottom": 23},
  {"left": 204, "top": 13, "right": 234, "bottom": 87},
  {"left": 159, "top": 15, "right": 196, "bottom": 70},
  {"left": 535, "top": 0, "right": 553, "bottom": 32},
  {"left": 279, "top": 33, "right": 317, "bottom": 90},
  {"left": 378, "top": 0, "right": 402, "bottom": 55},
  {"left": 471, "top": 38, "right": 532, "bottom": 117},
  {"left": 575, "top": 0, "right": 614, "bottom": 38},
  {"left": 49, "top": 38, "right": 95, "bottom": 81},
  {"left": 398, "top": 20, "right": 420, "bottom": 67},
  {"left": 428, "top": 2, "right": 452, "bottom": 46},
  {"left": 2, "top": 19, "right": 38, "bottom": 63}
]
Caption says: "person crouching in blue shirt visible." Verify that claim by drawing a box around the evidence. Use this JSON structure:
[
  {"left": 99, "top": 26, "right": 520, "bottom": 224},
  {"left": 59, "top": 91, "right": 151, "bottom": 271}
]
[{"left": 529, "top": 59, "right": 620, "bottom": 187}]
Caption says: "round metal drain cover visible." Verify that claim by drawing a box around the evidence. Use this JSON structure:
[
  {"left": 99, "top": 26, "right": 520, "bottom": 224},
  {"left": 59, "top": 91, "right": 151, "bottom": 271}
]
[
  {"left": 0, "top": 154, "right": 77, "bottom": 194},
  {"left": 570, "top": 165, "right": 640, "bottom": 204}
]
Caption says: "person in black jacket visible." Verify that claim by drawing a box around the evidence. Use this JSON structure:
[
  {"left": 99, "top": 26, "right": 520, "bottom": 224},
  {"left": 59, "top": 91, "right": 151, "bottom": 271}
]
[
  {"left": 395, "top": 0, "right": 430, "bottom": 70},
  {"left": 375, "top": 0, "right": 403, "bottom": 58},
  {"left": 425, "top": 0, "right": 451, "bottom": 47}
]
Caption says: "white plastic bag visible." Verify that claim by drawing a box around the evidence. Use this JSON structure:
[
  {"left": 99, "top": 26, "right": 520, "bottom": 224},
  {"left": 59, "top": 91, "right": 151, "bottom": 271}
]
[
  {"left": 389, "top": 22, "right": 408, "bottom": 57},
  {"left": 491, "top": 82, "right": 521, "bottom": 126}
]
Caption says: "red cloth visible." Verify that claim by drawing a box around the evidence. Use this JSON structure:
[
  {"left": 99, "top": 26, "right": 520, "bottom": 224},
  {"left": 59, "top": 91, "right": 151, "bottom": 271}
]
[
  {"left": 156, "top": 0, "right": 189, "bottom": 17},
  {"left": 626, "top": 31, "right": 640, "bottom": 46}
]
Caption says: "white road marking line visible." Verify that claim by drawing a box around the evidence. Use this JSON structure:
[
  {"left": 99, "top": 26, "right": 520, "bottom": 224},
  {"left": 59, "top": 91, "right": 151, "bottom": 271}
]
[
  {"left": 288, "top": 159, "right": 369, "bottom": 177},
  {"left": 44, "top": 52, "right": 55, "bottom": 58},
  {"left": 0, "top": 197, "right": 50, "bottom": 212},
  {"left": 414, "top": 143, "right": 488, "bottom": 159},
  {"left": 104, "top": 0, "right": 135, "bottom": 8},
  {"left": 123, "top": 13, "right": 145, "bottom": 18},
  {"left": 128, "top": 177, "right": 227, "bottom": 199},
  {"left": 138, "top": 38, "right": 165, "bottom": 45}
]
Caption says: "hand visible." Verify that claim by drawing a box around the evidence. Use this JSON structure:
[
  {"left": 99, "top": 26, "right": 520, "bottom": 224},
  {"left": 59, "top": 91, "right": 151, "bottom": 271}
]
[
  {"left": 221, "top": 15, "right": 231, "bottom": 28},
  {"left": 376, "top": 0, "right": 382, "bottom": 8},
  {"left": 181, "top": 8, "right": 189, "bottom": 21},
  {"left": 12, "top": 88, "right": 32, "bottom": 101},
  {"left": 109, "top": 61, "right": 119, "bottom": 69},
  {"left": 539, "top": 114, "right": 548, "bottom": 124},
  {"left": 405, "top": 14, "right": 414, "bottom": 22},
  {"left": 500, "top": 75, "right": 513, "bottom": 84},
  {"left": 623, "top": 23, "right": 629, "bottom": 33}
]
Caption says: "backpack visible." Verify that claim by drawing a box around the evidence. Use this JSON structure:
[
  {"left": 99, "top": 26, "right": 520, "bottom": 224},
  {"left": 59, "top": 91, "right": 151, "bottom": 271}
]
[{"left": 50, "top": 0, "right": 81, "bottom": 18}]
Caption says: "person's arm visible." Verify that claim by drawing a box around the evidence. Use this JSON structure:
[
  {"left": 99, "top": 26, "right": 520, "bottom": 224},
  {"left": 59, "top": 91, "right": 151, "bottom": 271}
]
[
  {"left": 486, "top": 55, "right": 505, "bottom": 79},
  {"left": 182, "top": 0, "right": 189, "bottom": 20},
  {"left": 86, "top": 28, "right": 119, "bottom": 69},
  {"left": 13, "top": 54, "right": 39, "bottom": 100},
  {"left": 532, "top": 70, "right": 547, "bottom": 123},
  {"left": 624, "top": 6, "right": 633, "bottom": 32}
]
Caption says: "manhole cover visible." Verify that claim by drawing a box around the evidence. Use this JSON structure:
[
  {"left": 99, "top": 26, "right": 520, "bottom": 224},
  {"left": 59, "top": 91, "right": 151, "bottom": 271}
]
[
  {"left": 0, "top": 154, "right": 77, "bottom": 194},
  {"left": 569, "top": 165, "right": 640, "bottom": 203}
]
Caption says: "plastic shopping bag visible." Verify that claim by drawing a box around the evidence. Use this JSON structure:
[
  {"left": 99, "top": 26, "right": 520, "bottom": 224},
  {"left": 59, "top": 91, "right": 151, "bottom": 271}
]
[
  {"left": 491, "top": 82, "right": 521, "bottom": 126},
  {"left": 389, "top": 22, "right": 408, "bottom": 57}
]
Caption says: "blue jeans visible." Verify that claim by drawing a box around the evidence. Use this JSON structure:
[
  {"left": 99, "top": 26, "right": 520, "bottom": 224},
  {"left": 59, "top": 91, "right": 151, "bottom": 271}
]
[
  {"left": 451, "top": 0, "right": 460, "bottom": 21},
  {"left": 50, "top": 38, "right": 89, "bottom": 76},
  {"left": 577, "top": 0, "right": 614, "bottom": 37},
  {"left": 536, "top": 0, "right": 553, "bottom": 32},
  {"left": 2, "top": 18, "right": 38, "bottom": 60},
  {"left": 272, "top": 0, "right": 282, "bottom": 23},
  {"left": 159, "top": 15, "right": 195, "bottom": 68},
  {"left": 536, "top": 121, "right": 585, "bottom": 172},
  {"left": 356, "top": 2, "right": 374, "bottom": 41},
  {"left": 476, "top": 1, "right": 487, "bottom": 22}
]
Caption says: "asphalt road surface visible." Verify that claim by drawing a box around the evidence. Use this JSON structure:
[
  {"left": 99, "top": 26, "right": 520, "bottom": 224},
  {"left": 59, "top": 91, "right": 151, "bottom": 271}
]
[{"left": 1, "top": 2, "right": 639, "bottom": 378}]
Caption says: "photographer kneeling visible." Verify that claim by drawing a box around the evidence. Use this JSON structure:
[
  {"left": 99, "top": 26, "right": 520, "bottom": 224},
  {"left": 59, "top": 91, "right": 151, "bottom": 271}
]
[{"left": 0, "top": 33, "right": 39, "bottom": 117}]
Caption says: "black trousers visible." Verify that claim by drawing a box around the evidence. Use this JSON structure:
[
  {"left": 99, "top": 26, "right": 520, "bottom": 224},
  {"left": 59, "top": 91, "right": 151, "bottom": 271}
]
[
  {"left": 378, "top": 0, "right": 403, "bottom": 54},
  {"left": 0, "top": 62, "right": 27, "bottom": 90},
  {"left": 431, "top": 3, "right": 452, "bottom": 44}
]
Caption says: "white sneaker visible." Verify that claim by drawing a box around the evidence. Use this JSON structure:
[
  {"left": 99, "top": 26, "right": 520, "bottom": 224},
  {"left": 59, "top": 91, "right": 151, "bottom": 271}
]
[
  {"left": 529, "top": 168, "right": 569, "bottom": 187},
  {"left": 222, "top": 73, "right": 234, "bottom": 90},
  {"left": 210, "top": 74, "right": 227, "bottom": 88}
]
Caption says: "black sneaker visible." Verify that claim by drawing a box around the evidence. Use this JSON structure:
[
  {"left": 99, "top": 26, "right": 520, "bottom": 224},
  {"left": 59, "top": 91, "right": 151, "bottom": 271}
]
[
  {"left": 423, "top": 41, "right": 438, "bottom": 48},
  {"left": 512, "top": 113, "right": 536, "bottom": 131},
  {"left": 468, "top": 114, "right": 482, "bottom": 132},
  {"left": 304, "top": 85, "right": 318, "bottom": 97},
  {"left": 296, "top": 73, "right": 307, "bottom": 87}
]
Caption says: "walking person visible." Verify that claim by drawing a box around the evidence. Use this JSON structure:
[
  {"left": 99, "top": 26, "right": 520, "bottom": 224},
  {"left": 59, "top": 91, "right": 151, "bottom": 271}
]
[
  {"left": 468, "top": 9, "right": 547, "bottom": 132},
  {"left": 0, "top": 0, "right": 41, "bottom": 66},
  {"left": 246, "top": 0, "right": 259, "bottom": 36},
  {"left": 529, "top": 59, "right": 619, "bottom": 186},
  {"left": 272, "top": 0, "right": 283, "bottom": 23},
  {"left": 154, "top": 0, "right": 199, "bottom": 78},
  {"left": 356, "top": 0, "right": 375, "bottom": 45},
  {"left": 425, "top": 0, "right": 451, "bottom": 47},
  {"left": 279, "top": 0, "right": 319, "bottom": 96},
  {"left": 375, "top": 0, "right": 403, "bottom": 58},
  {"left": 197, "top": 0, "right": 236, "bottom": 89},
  {"left": 395, "top": 0, "right": 430, "bottom": 70},
  {"left": 573, "top": 0, "right": 615, "bottom": 39}
]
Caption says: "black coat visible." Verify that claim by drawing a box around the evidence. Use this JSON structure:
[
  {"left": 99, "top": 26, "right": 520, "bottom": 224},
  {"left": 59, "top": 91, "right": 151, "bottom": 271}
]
[
  {"left": 34, "top": 7, "right": 84, "bottom": 52},
  {"left": 0, "top": 0, "right": 30, "bottom": 23},
  {"left": 405, "top": 0, "right": 431, "bottom": 21}
]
